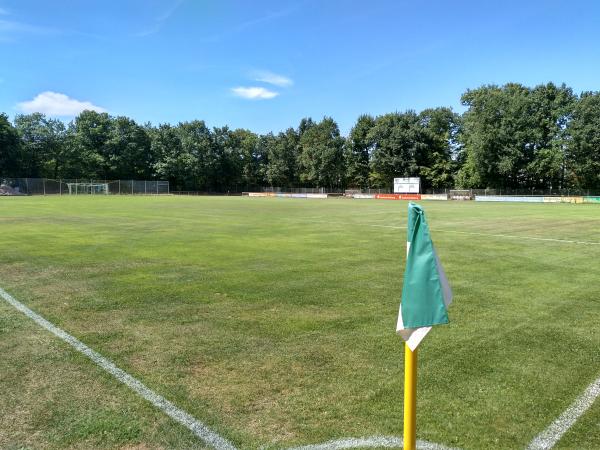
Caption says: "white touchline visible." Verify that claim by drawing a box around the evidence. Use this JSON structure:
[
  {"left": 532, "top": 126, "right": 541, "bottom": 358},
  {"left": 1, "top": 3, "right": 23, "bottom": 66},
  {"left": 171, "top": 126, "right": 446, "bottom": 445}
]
[
  {"left": 287, "top": 435, "right": 461, "bottom": 450},
  {"left": 0, "top": 287, "right": 237, "bottom": 450},
  {"left": 437, "top": 229, "right": 600, "bottom": 246},
  {"left": 527, "top": 375, "right": 600, "bottom": 449},
  {"left": 368, "top": 224, "right": 600, "bottom": 246}
]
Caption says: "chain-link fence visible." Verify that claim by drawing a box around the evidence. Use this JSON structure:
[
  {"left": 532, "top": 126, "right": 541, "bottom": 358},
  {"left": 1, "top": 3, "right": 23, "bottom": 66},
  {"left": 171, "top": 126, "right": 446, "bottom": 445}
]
[
  {"left": 422, "top": 188, "right": 600, "bottom": 196},
  {"left": 261, "top": 187, "right": 346, "bottom": 194},
  {"left": 0, "top": 178, "right": 169, "bottom": 196}
]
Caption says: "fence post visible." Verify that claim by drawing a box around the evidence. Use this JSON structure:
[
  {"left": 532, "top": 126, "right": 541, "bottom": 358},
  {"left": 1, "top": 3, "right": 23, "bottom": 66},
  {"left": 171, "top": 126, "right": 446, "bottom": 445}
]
[
  {"left": 145, "top": 180, "right": 147, "bottom": 195},
  {"left": 43, "top": 178, "right": 46, "bottom": 195},
  {"left": 59, "top": 179, "right": 62, "bottom": 195},
  {"left": 132, "top": 180, "right": 134, "bottom": 195},
  {"left": 119, "top": 180, "right": 121, "bottom": 195}
]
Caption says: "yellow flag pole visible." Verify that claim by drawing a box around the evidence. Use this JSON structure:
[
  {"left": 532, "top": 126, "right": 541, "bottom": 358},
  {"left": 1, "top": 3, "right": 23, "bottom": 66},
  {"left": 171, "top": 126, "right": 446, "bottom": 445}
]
[{"left": 404, "top": 343, "right": 417, "bottom": 450}]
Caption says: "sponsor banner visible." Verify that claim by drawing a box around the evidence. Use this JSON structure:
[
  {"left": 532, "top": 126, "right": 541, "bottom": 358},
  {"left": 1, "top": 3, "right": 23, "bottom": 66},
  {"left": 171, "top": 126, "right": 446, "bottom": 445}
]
[
  {"left": 376, "top": 193, "right": 402, "bottom": 200},
  {"left": 475, "top": 195, "right": 544, "bottom": 203},
  {"left": 353, "top": 194, "right": 376, "bottom": 199},
  {"left": 375, "top": 193, "right": 422, "bottom": 200},
  {"left": 421, "top": 194, "right": 448, "bottom": 201},
  {"left": 307, "top": 193, "right": 328, "bottom": 199},
  {"left": 400, "top": 194, "right": 421, "bottom": 200},
  {"left": 543, "top": 196, "right": 562, "bottom": 203},
  {"left": 561, "top": 196, "right": 584, "bottom": 204},
  {"left": 583, "top": 196, "right": 600, "bottom": 203},
  {"left": 291, "top": 193, "right": 307, "bottom": 198},
  {"left": 248, "top": 192, "right": 269, "bottom": 197}
]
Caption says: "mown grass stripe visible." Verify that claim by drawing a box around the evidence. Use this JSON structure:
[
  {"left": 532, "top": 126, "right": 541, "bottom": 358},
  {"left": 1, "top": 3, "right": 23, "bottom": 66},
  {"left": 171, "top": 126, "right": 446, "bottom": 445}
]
[{"left": 0, "top": 287, "right": 237, "bottom": 450}]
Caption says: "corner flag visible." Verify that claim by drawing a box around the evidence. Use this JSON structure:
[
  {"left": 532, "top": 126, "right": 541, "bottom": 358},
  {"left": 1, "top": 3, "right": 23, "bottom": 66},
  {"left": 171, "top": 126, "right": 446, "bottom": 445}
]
[
  {"left": 397, "top": 202, "right": 452, "bottom": 450},
  {"left": 396, "top": 202, "right": 452, "bottom": 350}
]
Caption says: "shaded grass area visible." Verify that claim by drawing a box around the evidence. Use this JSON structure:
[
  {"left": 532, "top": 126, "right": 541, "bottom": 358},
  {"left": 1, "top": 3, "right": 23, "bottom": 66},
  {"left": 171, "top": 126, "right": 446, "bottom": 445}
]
[{"left": 0, "top": 196, "right": 599, "bottom": 449}]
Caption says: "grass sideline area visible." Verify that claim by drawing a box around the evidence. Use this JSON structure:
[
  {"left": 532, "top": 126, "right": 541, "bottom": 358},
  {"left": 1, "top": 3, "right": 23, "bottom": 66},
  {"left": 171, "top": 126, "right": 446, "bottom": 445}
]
[{"left": 1, "top": 196, "right": 599, "bottom": 449}]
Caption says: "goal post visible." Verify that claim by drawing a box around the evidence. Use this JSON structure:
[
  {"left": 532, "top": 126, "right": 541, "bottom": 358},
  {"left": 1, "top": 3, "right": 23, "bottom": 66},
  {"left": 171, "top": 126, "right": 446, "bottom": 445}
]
[
  {"left": 449, "top": 189, "right": 473, "bottom": 200},
  {"left": 66, "top": 182, "right": 109, "bottom": 195}
]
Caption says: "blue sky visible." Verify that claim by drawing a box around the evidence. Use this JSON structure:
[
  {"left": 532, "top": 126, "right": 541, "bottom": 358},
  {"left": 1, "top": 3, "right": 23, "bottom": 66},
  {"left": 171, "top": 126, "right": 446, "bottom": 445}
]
[{"left": 1, "top": 0, "right": 599, "bottom": 134}]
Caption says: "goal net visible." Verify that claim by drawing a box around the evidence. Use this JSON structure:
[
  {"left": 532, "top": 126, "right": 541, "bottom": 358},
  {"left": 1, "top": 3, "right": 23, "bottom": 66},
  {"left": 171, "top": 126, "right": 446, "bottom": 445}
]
[
  {"left": 67, "top": 182, "right": 109, "bottom": 195},
  {"left": 449, "top": 189, "right": 473, "bottom": 200}
]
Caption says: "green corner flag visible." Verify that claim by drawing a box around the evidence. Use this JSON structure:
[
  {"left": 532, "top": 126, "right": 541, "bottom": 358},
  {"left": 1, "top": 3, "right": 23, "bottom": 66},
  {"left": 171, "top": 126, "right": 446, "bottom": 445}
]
[{"left": 396, "top": 202, "right": 452, "bottom": 350}]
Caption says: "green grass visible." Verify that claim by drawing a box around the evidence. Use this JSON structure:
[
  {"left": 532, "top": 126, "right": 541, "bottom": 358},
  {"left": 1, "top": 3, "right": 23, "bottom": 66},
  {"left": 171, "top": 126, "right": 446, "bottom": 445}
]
[{"left": 0, "top": 196, "right": 599, "bottom": 449}]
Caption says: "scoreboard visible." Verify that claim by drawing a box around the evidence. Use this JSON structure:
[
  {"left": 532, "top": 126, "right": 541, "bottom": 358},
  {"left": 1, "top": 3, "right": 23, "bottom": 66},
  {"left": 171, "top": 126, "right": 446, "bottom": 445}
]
[{"left": 393, "top": 177, "right": 420, "bottom": 194}]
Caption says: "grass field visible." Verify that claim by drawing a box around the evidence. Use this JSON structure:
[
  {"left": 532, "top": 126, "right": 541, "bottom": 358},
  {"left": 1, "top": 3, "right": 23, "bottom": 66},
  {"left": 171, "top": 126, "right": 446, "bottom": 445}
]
[{"left": 1, "top": 196, "right": 599, "bottom": 450}]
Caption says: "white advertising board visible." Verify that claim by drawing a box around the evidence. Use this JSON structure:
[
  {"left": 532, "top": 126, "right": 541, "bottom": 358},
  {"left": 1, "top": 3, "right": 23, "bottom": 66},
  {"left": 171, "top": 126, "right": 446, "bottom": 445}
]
[{"left": 394, "top": 177, "right": 420, "bottom": 194}]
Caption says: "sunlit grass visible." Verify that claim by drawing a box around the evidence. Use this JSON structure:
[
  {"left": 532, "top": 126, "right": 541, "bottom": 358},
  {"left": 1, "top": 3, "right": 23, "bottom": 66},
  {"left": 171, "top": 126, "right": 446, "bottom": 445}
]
[{"left": 1, "top": 196, "right": 599, "bottom": 449}]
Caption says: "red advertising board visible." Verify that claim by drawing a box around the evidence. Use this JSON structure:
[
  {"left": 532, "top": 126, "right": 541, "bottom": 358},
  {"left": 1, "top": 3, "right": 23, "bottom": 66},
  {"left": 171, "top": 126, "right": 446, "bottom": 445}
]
[{"left": 375, "top": 194, "right": 421, "bottom": 200}]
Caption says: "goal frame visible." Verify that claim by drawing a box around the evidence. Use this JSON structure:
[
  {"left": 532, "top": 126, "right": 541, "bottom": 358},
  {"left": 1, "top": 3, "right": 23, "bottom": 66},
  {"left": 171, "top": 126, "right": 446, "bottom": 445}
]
[{"left": 66, "top": 182, "right": 109, "bottom": 195}]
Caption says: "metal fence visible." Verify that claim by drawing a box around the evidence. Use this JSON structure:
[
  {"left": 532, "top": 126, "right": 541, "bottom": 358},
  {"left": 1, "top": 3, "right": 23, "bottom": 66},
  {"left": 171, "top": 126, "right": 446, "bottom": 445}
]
[
  {"left": 344, "top": 188, "right": 392, "bottom": 195},
  {"left": 0, "top": 178, "right": 170, "bottom": 196},
  {"left": 422, "top": 188, "right": 600, "bottom": 196},
  {"left": 171, "top": 191, "right": 241, "bottom": 196},
  {"left": 261, "top": 186, "right": 346, "bottom": 194}
]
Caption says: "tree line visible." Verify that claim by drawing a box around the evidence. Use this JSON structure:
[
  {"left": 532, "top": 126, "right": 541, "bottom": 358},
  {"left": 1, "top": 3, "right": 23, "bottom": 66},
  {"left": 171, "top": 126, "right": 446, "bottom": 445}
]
[{"left": 1, "top": 82, "right": 599, "bottom": 192}]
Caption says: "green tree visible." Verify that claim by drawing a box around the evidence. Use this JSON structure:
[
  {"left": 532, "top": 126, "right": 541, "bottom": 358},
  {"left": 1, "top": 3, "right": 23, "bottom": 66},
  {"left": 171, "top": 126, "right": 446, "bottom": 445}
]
[
  {"left": 106, "top": 116, "right": 153, "bottom": 179},
  {"left": 211, "top": 126, "right": 243, "bottom": 192},
  {"left": 368, "top": 111, "right": 425, "bottom": 188},
  {"left": 298, "top": 117, "right": 345, "bottom": 189},
  {"left": 345, "top": 114, "right": 375, "bottom": 189},
  {"left": 567, "top": 91, "right": 600, "bottom": 191},
  {"left": 266, "top": 128, "right": 299, "bottom": 187},
  {"left": 525, "top": 83, "right": 575, "bottom": 190},
  {"left": 177, "top": 120, "right": 212, "bottom": 190},
  {"left": 14, "top": 113, "right": 67, "bottom": 178},
  {"left": 151, "top": 124, "right": 194, "bottom": 190},
  {"left": 418, "top": 108, "right": 460, "bottom": 189},
  {"left": 457, "top": 83, "right": 575, "bottom": 190},
  {"left": 0, "top": 113, "right": 22, "bottom": 177},
  {"left": 457, "top": 84, "right": 529, "bottom": 189},
  {"left": 70, "top": 110, "right": 113, "bottom": 178},
  {"left": 234, "top": 129, "right": 265, "bottom": 190}
]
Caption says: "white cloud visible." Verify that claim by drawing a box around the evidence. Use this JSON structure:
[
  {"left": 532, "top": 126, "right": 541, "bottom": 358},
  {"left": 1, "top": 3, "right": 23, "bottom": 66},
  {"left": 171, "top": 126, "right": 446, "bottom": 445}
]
[
  {"left": 253, "top": 70, "right": 293, "bottom": 87},
  {"left": 17, "top": 91, "right": 106, "bottom": 116},
  {"left": 231, "top": 86, "right": 279, "bottom": 100},
  {"left": 0, "top": 18, "right": 56, "bottom": 35},
  {"left": 134, "top": 0, "right": 184, "bottom": 37}
]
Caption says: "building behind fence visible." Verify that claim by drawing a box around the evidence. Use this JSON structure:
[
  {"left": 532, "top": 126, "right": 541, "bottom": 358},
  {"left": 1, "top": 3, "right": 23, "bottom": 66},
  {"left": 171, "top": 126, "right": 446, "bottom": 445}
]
[{"left": 0, "top": 178, "right": 169, "bottom": 196}]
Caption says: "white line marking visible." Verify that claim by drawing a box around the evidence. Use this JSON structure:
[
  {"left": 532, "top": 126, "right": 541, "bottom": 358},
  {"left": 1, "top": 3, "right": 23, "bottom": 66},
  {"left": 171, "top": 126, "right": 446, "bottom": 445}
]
[
  {"left": 288, "top": 435, "right": 460, "bottom": 450},
  {"left": 527, "top": 375, "right": 600, "bottom": 449},
  {"left": 0, "top": 287, "right": 237, "bottom": 450},
  {"left": 369, "top": 225, "right": 600, "bottom": 246},
  {"left": 438, "top": 229, "right": 600, "bottom": 246}
]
